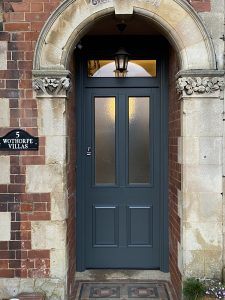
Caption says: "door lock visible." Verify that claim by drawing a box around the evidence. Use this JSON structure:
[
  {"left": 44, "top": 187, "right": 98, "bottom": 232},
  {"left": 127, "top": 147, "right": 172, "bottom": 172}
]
[{"left": 86, "top": 147, "right": 92, "bottom": 156}]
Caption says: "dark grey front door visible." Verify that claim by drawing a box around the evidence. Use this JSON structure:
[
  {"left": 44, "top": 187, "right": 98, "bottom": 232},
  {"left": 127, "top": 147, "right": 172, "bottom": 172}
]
[{"left": 83, "top": 87, "right": 161, "bottom": 268}]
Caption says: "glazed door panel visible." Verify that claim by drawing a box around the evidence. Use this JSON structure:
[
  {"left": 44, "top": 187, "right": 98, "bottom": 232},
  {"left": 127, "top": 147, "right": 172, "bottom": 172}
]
[{"left": 84, "top": 88, "right": 161, "bottom": 268}]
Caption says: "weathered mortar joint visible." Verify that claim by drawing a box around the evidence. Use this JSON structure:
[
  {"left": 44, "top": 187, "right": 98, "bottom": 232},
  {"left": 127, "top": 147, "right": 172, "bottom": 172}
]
[{"left": 32, "top": 70, "right": 72, "bottom": 98}]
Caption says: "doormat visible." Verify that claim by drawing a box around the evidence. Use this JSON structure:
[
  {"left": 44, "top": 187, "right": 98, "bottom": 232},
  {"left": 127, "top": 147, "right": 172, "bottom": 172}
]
[{"left": 75, "top": 281, "right": 173, "bottom": 300}]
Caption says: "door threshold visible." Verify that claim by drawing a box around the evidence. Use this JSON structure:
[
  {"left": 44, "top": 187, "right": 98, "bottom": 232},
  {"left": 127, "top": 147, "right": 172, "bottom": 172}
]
[{"left": 75, "top": 269, "right": 170, "bottom": 281}]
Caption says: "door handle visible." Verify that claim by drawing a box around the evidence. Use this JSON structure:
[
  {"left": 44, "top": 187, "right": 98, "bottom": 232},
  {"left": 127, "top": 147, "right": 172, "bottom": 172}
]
[{"left": 86, "top": 146, "right": 92, "bottom": 156}]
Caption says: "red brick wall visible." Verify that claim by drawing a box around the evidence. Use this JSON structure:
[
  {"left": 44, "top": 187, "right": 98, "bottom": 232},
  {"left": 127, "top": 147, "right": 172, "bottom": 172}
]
[
  {"left": 0, "top": 0, "right": 60, "bottom": 280},
  {"left": 187, "top": 0, "right": 211, "bottom": 12},
  {"left": 168, "top": 46, "right": 182, "bottom": 299}
]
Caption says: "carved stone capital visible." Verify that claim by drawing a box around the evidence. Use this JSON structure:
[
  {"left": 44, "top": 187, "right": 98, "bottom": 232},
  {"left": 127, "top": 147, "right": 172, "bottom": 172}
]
[
  {"left": 32, "top": 70, "right": 71, "bottom": 98},
  {"left": 176, "top": 71, "right": 224, "bottom": 97}
]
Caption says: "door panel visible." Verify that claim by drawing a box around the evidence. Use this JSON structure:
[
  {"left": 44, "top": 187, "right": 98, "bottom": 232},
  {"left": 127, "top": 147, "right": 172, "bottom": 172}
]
[
  {"left": 127, "top": 206, "right": 153, "bottom": 247},
  {"left": 93, "top": 205, "right": 119, "bottom": 247},
  {"left": 84, "top": 88, "right": 160, "bottom": 268}
]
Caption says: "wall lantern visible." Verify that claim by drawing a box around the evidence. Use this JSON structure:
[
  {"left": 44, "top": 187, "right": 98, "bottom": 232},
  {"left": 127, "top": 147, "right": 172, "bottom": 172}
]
[
  {"left": 114, "top": 22, "right": 129, "bottom": 77},
  {"left": 114, "top": 47, "right": 129, "bottom": 74}
]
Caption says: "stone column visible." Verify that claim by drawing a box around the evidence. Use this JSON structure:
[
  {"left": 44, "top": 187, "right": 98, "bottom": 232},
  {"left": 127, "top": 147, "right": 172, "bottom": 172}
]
[
  {"left": 176, "top": 70, "right": 224, "bottom": 278},
  {"left": 30, "top": 70, "right": 71, "bottom": 298}
]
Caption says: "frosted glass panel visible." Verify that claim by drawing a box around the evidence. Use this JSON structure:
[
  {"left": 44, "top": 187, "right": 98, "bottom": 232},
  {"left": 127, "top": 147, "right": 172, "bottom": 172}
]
[
  {"left": 95, "top": 97, "right": 115, "bottom": 184},
  {"left": 129, "top": 97, "right": 150, "bottom": 183}
]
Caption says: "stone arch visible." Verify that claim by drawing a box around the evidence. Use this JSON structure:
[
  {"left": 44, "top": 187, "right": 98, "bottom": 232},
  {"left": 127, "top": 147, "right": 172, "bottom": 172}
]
[{"left": 33, "top": 0, "right": 216, "bottom": 72}]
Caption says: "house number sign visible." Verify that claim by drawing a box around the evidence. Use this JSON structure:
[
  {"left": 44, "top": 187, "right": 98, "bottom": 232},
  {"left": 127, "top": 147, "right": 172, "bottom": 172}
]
[{"left": 0, "top": 129, "right": 39, "bottom": 151}]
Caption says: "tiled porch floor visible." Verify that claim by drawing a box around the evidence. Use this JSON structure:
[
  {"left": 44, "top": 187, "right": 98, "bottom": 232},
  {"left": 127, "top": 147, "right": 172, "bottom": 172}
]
[{"left": 71, "top": 271, "right": 177, "bottom": 300}]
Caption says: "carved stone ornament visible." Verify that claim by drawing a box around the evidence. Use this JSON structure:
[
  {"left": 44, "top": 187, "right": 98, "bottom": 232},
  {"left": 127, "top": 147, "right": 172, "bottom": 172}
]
[
  {"left": 32, "top": 77, "right": 71, "bottom": 97},
  {"left": 176, "top": 77, "right": 224, "bottom": 95}
]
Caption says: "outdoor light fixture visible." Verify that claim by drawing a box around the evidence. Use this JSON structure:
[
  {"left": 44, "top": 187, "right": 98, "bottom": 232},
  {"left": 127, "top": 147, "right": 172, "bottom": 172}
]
[
  {"left": 114, "top": 47, "right": 129, "bottom": 74},
  {"left": 114, "top": 22, "right": 129, "bottom": 77}
]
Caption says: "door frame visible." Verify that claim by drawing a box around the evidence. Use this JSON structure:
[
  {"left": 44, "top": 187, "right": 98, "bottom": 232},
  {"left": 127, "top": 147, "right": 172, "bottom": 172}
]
[{"left": 75, "top": 36, "right": 169, "bottom": 272}]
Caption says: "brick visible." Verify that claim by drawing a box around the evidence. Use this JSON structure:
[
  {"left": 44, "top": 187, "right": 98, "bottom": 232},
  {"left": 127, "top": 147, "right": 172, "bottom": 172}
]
[
  {"left": 28, "top": 250, "right": 50, "bottom": 259},
  {"left": 18, "top": 269, "right": 28, "bottom": 278},
  {"left": 8, "top": 184, "right": 26, "bottom": 193},
  {"left": 20, "top": 231, "right": 31, "bottom": 240},
  {"left": 20, "top": 250, "right": 28, "bottom": 259},
  {"left": 10, "top": 118, "right": 20, "bottom": 127},
  {"left": 25, "top": 32, "right": 39, "bottom": 42},
  {"left": 44, "top": 2, "right": 59, "bottom": 12},
  {"left": 21, "top": 203, "right": 33, "bottom": 212},
  {"left": 6, "top": 80, "right": 18, "bottom": 89},
  {"left": 10, "top": 166, "right": 25, "bottom": 174},
  {"left": 20, "top": 100, "right": 37, "bottom": 108},
  {"left": 5, "top": 23, "right": 31, "bottom": 31},
  {"left": 25, "top": 12, "right": 49, "bottom": 22},
  {"left": 33, "top": 203, "right": 46, "bottom": 211},
  {"left": 0, "top": 260, "right": 8, "bottom": 268},
  {"left": 0, "top": 242, "right": 8, "bottom": 250},
  {"left": 12, "top": 32, "right": 25, "bottom": 41},
  {"left": 19, "top": 79, "right": 32, "bottom": 89},
  {"left": 3, "top": 12, "right": 10, "bottom": 22},
  {"left": 0, "top": 194, "right": 14, "bottom": 202},
  {"left": 21, "top": 259, "right": 34, "bottom": 268},
  {"left": 20, "top": 222, "right": 31, "bottom": 230},
  {"left": 31, "top": 3, "right": 44, "bottom": 12},
  {"left": 25, "top": 89, "right": 34, "bottom": 99},
  {"left": 20, "top": 118, "right": 37, "bottom": 127},
  {"left": 25, "top": 51, "right": 34, "bottom": 60},
  {"left": 12, "top": 51, "right": 25, "bottom": 60},
  {"left": 18, "top": 61, "right": 33, "bottom": 69},
  {"left": 9, "top": 259, "right": 21, "bottom": 268},
  {"left": 9, "top": 98, "right": 19, "bottom": 108},
  {"left": 0, "top": 250, "right": 15, "bottom": 259},
  {"left": 0, "top": 79, "right": 5, "bottom": 88},
  {"left": 7, "top": 52, "right": 12, "bottom": 61},
  {"left": 21, "top": 156, "right": 45, "bottom": 165},
  {"left": 9, "top": 41, "right": 32, "bottom": 51},
  {"left": 11, "top": 2, "right": 31, "bottom": 12},
  {"left": 14, "top": 175, "right": 26, "bottom": 184},
  {"left": 0, "top": 32, "right": 10, "bottom": 41},
  {"left": 0, "top": 269, "right": 14, "bottom": 277},
  {"left": 7, "top": 60, "right": 18, "bottom": 69},
  {"left": 8, "top": 203, "right": 20, "bottom": 212},
  {"left": 9, "top": 241, "right": 21, "bottom": 250},
  {"left": 21, "top": 241, "right": 31, "bottom": 249},
  {"left": 28, "top": 212, "right": 50, "bottom": 221},
  {"left": 0, "top": 89, "right": 19, "bottom": 98},
  {"left": 0, "top": 185, "right": 8, "bottom": 193},
  {"left": 10, "top": 12, "right": 25, "bottom": 22},
  {"left": 30, "top": 22, "right": 43, "bottom": 32},
  {"left": 35, "top": 258, "right": 50, "bottom": 269},
  {"left": 10, "top": 108, "right": 20, "bottom": 118},
  {"left": 0, "top": 70, "right": 19, "bottom": 79},
  {"left": 24, "top": 109, "right": 38, "bottom": 118}
]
